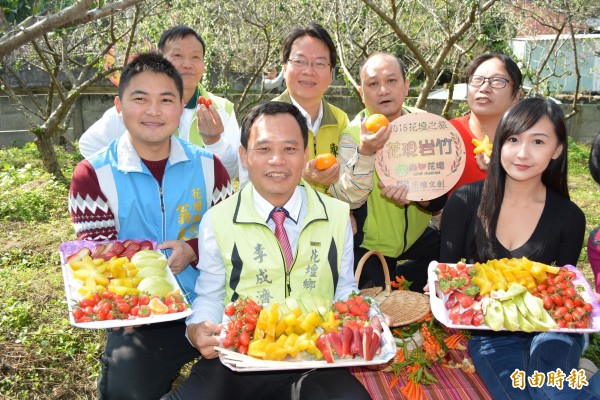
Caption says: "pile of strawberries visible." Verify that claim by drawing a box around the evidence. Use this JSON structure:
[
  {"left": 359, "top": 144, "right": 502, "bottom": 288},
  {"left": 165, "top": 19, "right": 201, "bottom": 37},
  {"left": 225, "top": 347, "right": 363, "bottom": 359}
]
[{"left": 333, "top": 294, "right": 370, "bottom": 322}]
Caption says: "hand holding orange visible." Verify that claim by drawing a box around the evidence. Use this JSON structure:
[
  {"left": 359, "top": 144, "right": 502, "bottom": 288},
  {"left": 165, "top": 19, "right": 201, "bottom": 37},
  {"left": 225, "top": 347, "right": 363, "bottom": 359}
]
[
  {"left": 314, "top": 153, "right": 337, "bottom": 171},
  {"left": 365, "top": 114, "right": 390, "bottom": 133}
]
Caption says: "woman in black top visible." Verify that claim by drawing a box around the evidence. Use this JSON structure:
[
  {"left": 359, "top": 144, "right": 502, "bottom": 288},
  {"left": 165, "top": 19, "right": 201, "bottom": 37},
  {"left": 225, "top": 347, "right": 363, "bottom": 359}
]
[{"left": 440, "top": 98, "right": 596, "bottom": 399}]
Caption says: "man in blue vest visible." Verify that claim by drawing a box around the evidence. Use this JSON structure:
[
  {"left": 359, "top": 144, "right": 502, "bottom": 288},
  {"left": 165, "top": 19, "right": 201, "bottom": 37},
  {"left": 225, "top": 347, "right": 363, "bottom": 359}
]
[{"left": 163, "top": 102, "right": 379, "bottom": 400}]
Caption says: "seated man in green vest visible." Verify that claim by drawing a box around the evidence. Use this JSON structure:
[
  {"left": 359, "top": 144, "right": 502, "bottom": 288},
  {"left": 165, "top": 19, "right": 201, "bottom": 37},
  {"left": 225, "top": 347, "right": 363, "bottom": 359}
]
[
  {"left": 329, "top": 52, "right": 447, "bottom": 292},
  {"left": 79, "top": 25, "right": 245, "bottom": 182},
  {"left": 274, "top": 23, "right": 348, "bottom": 193},
  {"left": 164, "top": 102, "right": 378, "bottom": 400}
]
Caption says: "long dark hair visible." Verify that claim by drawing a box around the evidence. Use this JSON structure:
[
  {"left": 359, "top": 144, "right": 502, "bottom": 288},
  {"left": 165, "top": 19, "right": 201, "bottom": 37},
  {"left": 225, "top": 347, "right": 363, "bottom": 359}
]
[
  {"left": 475, "top": 98, "right": 568, "bottom": 260},
  {"left": 590, "top": 132, "right": 600, "bottom": 185}
]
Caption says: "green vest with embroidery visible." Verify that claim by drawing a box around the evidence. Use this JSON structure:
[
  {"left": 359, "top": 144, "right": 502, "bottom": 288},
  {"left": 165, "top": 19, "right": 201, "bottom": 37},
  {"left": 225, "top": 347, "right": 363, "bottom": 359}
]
[
  {"left": 178, "top": 84, "right": 236, "bottom": 146},
  {"left": 211, "top": 181, "right": 349, "bottom": 306},
  {"left": 348, "top": 108, "right": 431, "bottom": 258},
  {"left": 273, "top": 91, "right": 349, "bottom": 193}
]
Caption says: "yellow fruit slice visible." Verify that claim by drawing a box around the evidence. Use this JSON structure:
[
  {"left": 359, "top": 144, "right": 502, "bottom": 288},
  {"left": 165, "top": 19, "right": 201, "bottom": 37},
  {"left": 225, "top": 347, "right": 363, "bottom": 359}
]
[
  {"left": 148, "top": 298, "right": 168, "bottom": 315},
  {"left": 107, "top": 285, "right": 131, "bottom": 296},
  {"left": 472, "top": 135, "right": 493, "bottom": 157}
]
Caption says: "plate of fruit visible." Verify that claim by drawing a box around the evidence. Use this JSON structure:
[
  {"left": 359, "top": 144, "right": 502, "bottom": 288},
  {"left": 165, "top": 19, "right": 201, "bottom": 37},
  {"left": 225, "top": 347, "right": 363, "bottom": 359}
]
[
  {"left": 215, "top": 293, "right": 396, "bottom": 371},
  {"left": 60, "top": 240, "right": 191, "bottom": 329},
  {"left": 428, "top": 258, "right": 600, "bottom": 333}
]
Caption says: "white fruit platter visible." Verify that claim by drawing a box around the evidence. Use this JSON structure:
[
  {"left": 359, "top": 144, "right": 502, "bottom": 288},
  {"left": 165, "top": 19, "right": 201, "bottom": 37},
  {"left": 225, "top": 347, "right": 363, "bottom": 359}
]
[
  {"left": 428, "top": 260, "right": 600, "bottom": 333},
  {"left": 60, "top": 240, "right": 191, "bottom": 329},
  {"left": 216, "top": 322, "right": 396, "bottom": 372}
]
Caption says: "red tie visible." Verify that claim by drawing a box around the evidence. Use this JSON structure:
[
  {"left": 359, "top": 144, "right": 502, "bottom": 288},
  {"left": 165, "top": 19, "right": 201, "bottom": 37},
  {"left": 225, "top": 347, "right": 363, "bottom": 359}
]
[{"left": 271, "top": 209, "right": 293, "bottom": 270}]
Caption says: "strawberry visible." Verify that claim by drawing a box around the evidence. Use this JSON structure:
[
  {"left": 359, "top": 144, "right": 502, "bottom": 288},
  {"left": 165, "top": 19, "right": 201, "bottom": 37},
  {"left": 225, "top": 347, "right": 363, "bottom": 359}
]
[
  {"left": 349, "top": 304, "right": 362, "bottom": 316},
  {"left": 358, "top": 301, "right": 369, "bottom": 313},
  {"left": 334, "top": 301, "right": 349, "bottom": 314}
]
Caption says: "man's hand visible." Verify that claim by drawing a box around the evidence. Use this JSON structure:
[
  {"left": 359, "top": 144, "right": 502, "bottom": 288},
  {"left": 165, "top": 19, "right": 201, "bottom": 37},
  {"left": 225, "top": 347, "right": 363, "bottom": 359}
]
[
  {"left": 378, "top": 181, "right": 410, "bottom": 206},
  {"left": 475, "top": 152, "right": 490, "bottom": 171},
  {"left": 303, "top": 159, "right": 340, "bottom": 187},
  {"left": 197, "top": 104, "right": 225, "bottom": 145},
  {"left": 187, "top": 321, "right": 222, "bottom": 359},
  {"left": 157, "top": 240, "right": 196, "bottom": 274},
  {"left": 358, "top": 117, "right": 391, "bottom": 156}
]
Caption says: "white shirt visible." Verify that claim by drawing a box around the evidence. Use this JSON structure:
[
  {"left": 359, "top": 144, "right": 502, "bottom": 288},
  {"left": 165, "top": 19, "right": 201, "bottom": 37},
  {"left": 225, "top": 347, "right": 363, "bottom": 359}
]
[
  {"left": 187, "top": 185, "right": 357, "bottom": 326},
  {"left": 289, "top": 96, "right": 323, "bottom": 135},
  {"left": 78, "top": 104, "right": 245, "bottom": 182}
]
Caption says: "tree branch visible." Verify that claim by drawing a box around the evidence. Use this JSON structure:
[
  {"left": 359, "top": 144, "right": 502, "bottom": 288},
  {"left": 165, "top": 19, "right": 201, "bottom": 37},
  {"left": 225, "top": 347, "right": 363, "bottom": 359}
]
[{"left": 0, "top": 0, "right": 144, "bottom": 58}]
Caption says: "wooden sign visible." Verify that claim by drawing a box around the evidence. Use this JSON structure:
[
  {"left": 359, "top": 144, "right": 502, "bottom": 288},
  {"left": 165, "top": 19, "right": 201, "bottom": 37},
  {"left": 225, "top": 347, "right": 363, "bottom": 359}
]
[{"left": 375, "top": 112, "right": 466, "bottom": 201}]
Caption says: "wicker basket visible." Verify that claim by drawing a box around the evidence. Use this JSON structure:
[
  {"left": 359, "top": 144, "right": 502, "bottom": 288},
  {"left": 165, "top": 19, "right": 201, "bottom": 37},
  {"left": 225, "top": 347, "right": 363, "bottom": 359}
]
[{"left": 355, "top": 249, "right": 430, "bottom": 327}]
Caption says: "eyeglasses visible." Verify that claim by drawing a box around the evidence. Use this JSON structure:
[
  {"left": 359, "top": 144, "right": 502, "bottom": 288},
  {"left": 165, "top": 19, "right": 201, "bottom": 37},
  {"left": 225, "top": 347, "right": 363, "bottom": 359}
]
[
  {"left": 287, "top": 58, "right": 331, "bottom": 71},
  {"left": 468, "top": 75, "right": 512, "bottom": 89}
]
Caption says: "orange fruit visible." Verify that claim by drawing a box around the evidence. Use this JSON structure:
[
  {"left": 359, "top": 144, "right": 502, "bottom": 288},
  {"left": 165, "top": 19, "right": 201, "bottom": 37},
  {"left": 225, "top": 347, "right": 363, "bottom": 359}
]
[
  {"left": 148, "top": 297, "right": 168, "bottom": 315},
  {"left": 314, "top": 153, "right": 337, "bottom": 171},
  {"left": 365, "top": 114, "right": 390, "bottom": 133}
]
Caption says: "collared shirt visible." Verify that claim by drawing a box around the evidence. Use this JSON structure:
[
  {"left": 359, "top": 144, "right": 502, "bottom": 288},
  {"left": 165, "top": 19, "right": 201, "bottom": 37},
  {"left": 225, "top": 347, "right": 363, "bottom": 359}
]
[
  {"left": 289, "top": 96, "right": 324, "bottom": 135},
  {"left": 187, "top": 185, "right": 357, "bottom": 326}
]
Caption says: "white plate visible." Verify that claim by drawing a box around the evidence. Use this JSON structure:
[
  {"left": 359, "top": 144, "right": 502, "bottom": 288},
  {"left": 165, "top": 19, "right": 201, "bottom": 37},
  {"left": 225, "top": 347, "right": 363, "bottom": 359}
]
[
  {"left": 60, "top": 240, "right": 191, "bottom": 329},
  {"left": 427, "top": 261, "right": 600, "bottom": 333},
  {"left": 217, "top": 311, "right": 396, "bottom": 372}
]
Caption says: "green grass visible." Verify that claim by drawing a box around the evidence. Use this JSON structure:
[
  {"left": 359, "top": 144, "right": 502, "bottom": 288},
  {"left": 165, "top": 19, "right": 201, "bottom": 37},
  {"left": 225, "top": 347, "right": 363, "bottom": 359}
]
[{"left": 0, "top": 139, "right": 598, "bottom": 398}]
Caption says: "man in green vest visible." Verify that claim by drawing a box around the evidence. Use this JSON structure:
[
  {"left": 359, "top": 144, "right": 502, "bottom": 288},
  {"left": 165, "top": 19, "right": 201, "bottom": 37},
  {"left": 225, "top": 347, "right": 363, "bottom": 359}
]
[
  {"left": 329, "top": 52, "right": 447, "bottom": 292},
  {"left": 273, "top": 23, "right": 348, "bottom": 193},
  {"left": 79, "top": 25, "right": 245, "bottom": 182},
  {"left": 164, "top": 102, "right": 377, "bottom": 400}
]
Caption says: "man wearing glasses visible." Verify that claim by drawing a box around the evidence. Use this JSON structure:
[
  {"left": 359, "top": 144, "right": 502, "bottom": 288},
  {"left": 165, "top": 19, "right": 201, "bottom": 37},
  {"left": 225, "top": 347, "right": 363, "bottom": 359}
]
[
  {"left": 274, "top": 23, "right": 348, "bottom": 193},
  {"left": 449, "top": 53, "right": 522, "bottom": 192}
]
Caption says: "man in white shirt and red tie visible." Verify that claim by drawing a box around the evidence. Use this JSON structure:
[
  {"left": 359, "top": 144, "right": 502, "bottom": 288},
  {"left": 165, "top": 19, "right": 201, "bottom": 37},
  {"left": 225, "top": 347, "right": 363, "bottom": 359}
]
[{"left": 163, "top": 102, "right": 382, "bottom": 399}]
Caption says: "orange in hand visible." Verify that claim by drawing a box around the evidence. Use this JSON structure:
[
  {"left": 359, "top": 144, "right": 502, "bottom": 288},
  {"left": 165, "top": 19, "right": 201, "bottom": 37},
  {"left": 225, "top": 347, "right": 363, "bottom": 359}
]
[
  {"left": 314, "top": 153, "right": 337, "bottom": 171},
  {"left": 365, "top": 114, "right": 390, "bottom": 133}
]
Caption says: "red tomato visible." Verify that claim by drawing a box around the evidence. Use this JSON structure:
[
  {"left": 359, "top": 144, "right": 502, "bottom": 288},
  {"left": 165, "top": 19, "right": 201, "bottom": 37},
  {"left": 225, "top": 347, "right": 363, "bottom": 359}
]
[
  {"left": 80, "top": 299, "right": 96, "bottom": 308},
  {"left": 557, "top": 319, "right": 567, "bottom": 329},
  {"left": 584, "top": 303, "right": 593, "bottom": 313},
  {"left": 537, "top": 283, "right": 548, "bottom": 292},
  {"left": 564, "top": 313, "right": 573, "bottom": 323},
  {"left": 563, "top": 287, "right": 576, "bottom": 298},
  {"left": 116, "top": 302, "right": 131, "bottom": 315},
  {"left": 239, "top": 332, "right": 250, "bottom": 346},
  {"left": 564, "top": 298, "right": 575, "bottom": 310},
  {"left": 244, "top": 323, "right": 255, "bottom": 332},
  {"left": 552, "top": 295, "right": 564, "bottom": 307},
  {"left": 245, "top": 314, "right": 257, "bottom": 324},
  {"left": 543, "top": 295, "right": 554, "bottom": 310},
  {"left": 553, "top": 307, "right": 568, "bottom": 318},
  {"left": 96, "top": 301, "right": 113, "bottom": 315},
  {"left": 238, "top": 344, "right": 248, "bottom": 355},
  {"left": 224, "top": 304, "right": 236, "bottom": 317},
  {"left": 72, "top": 308, "right": 84, "bottom": 319},
  {"left": 555, "top": 275, "right": 565, "bottom": 284},
  {"left": 223, "top": 337, "right": 234, "bottom": 348}
]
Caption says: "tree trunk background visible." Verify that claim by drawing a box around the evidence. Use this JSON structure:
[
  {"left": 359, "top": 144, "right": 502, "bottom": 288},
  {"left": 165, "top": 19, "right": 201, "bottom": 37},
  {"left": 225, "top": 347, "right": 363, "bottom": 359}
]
[{"left": 35, "top": 133, "right": 66, "bottom": 182}]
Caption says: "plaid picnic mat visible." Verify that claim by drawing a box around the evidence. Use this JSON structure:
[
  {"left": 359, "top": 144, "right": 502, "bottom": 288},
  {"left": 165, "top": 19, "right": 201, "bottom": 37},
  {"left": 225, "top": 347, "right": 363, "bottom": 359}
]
[{"left": 350, "top": 348, "right": 491, "bottom": 400}]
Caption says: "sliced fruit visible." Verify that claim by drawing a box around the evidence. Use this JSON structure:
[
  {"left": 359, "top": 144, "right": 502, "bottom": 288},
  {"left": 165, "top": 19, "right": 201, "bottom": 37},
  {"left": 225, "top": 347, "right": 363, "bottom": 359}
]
[{"left": 148, "top": 298, "right": 168, "bottom": 314}]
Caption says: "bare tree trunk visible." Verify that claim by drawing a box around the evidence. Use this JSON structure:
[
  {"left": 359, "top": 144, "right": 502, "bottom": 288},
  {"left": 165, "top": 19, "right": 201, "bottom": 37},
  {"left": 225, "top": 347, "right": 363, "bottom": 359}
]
[{"left": 34, "top": 132, "right": 66, "bottom": 182}]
